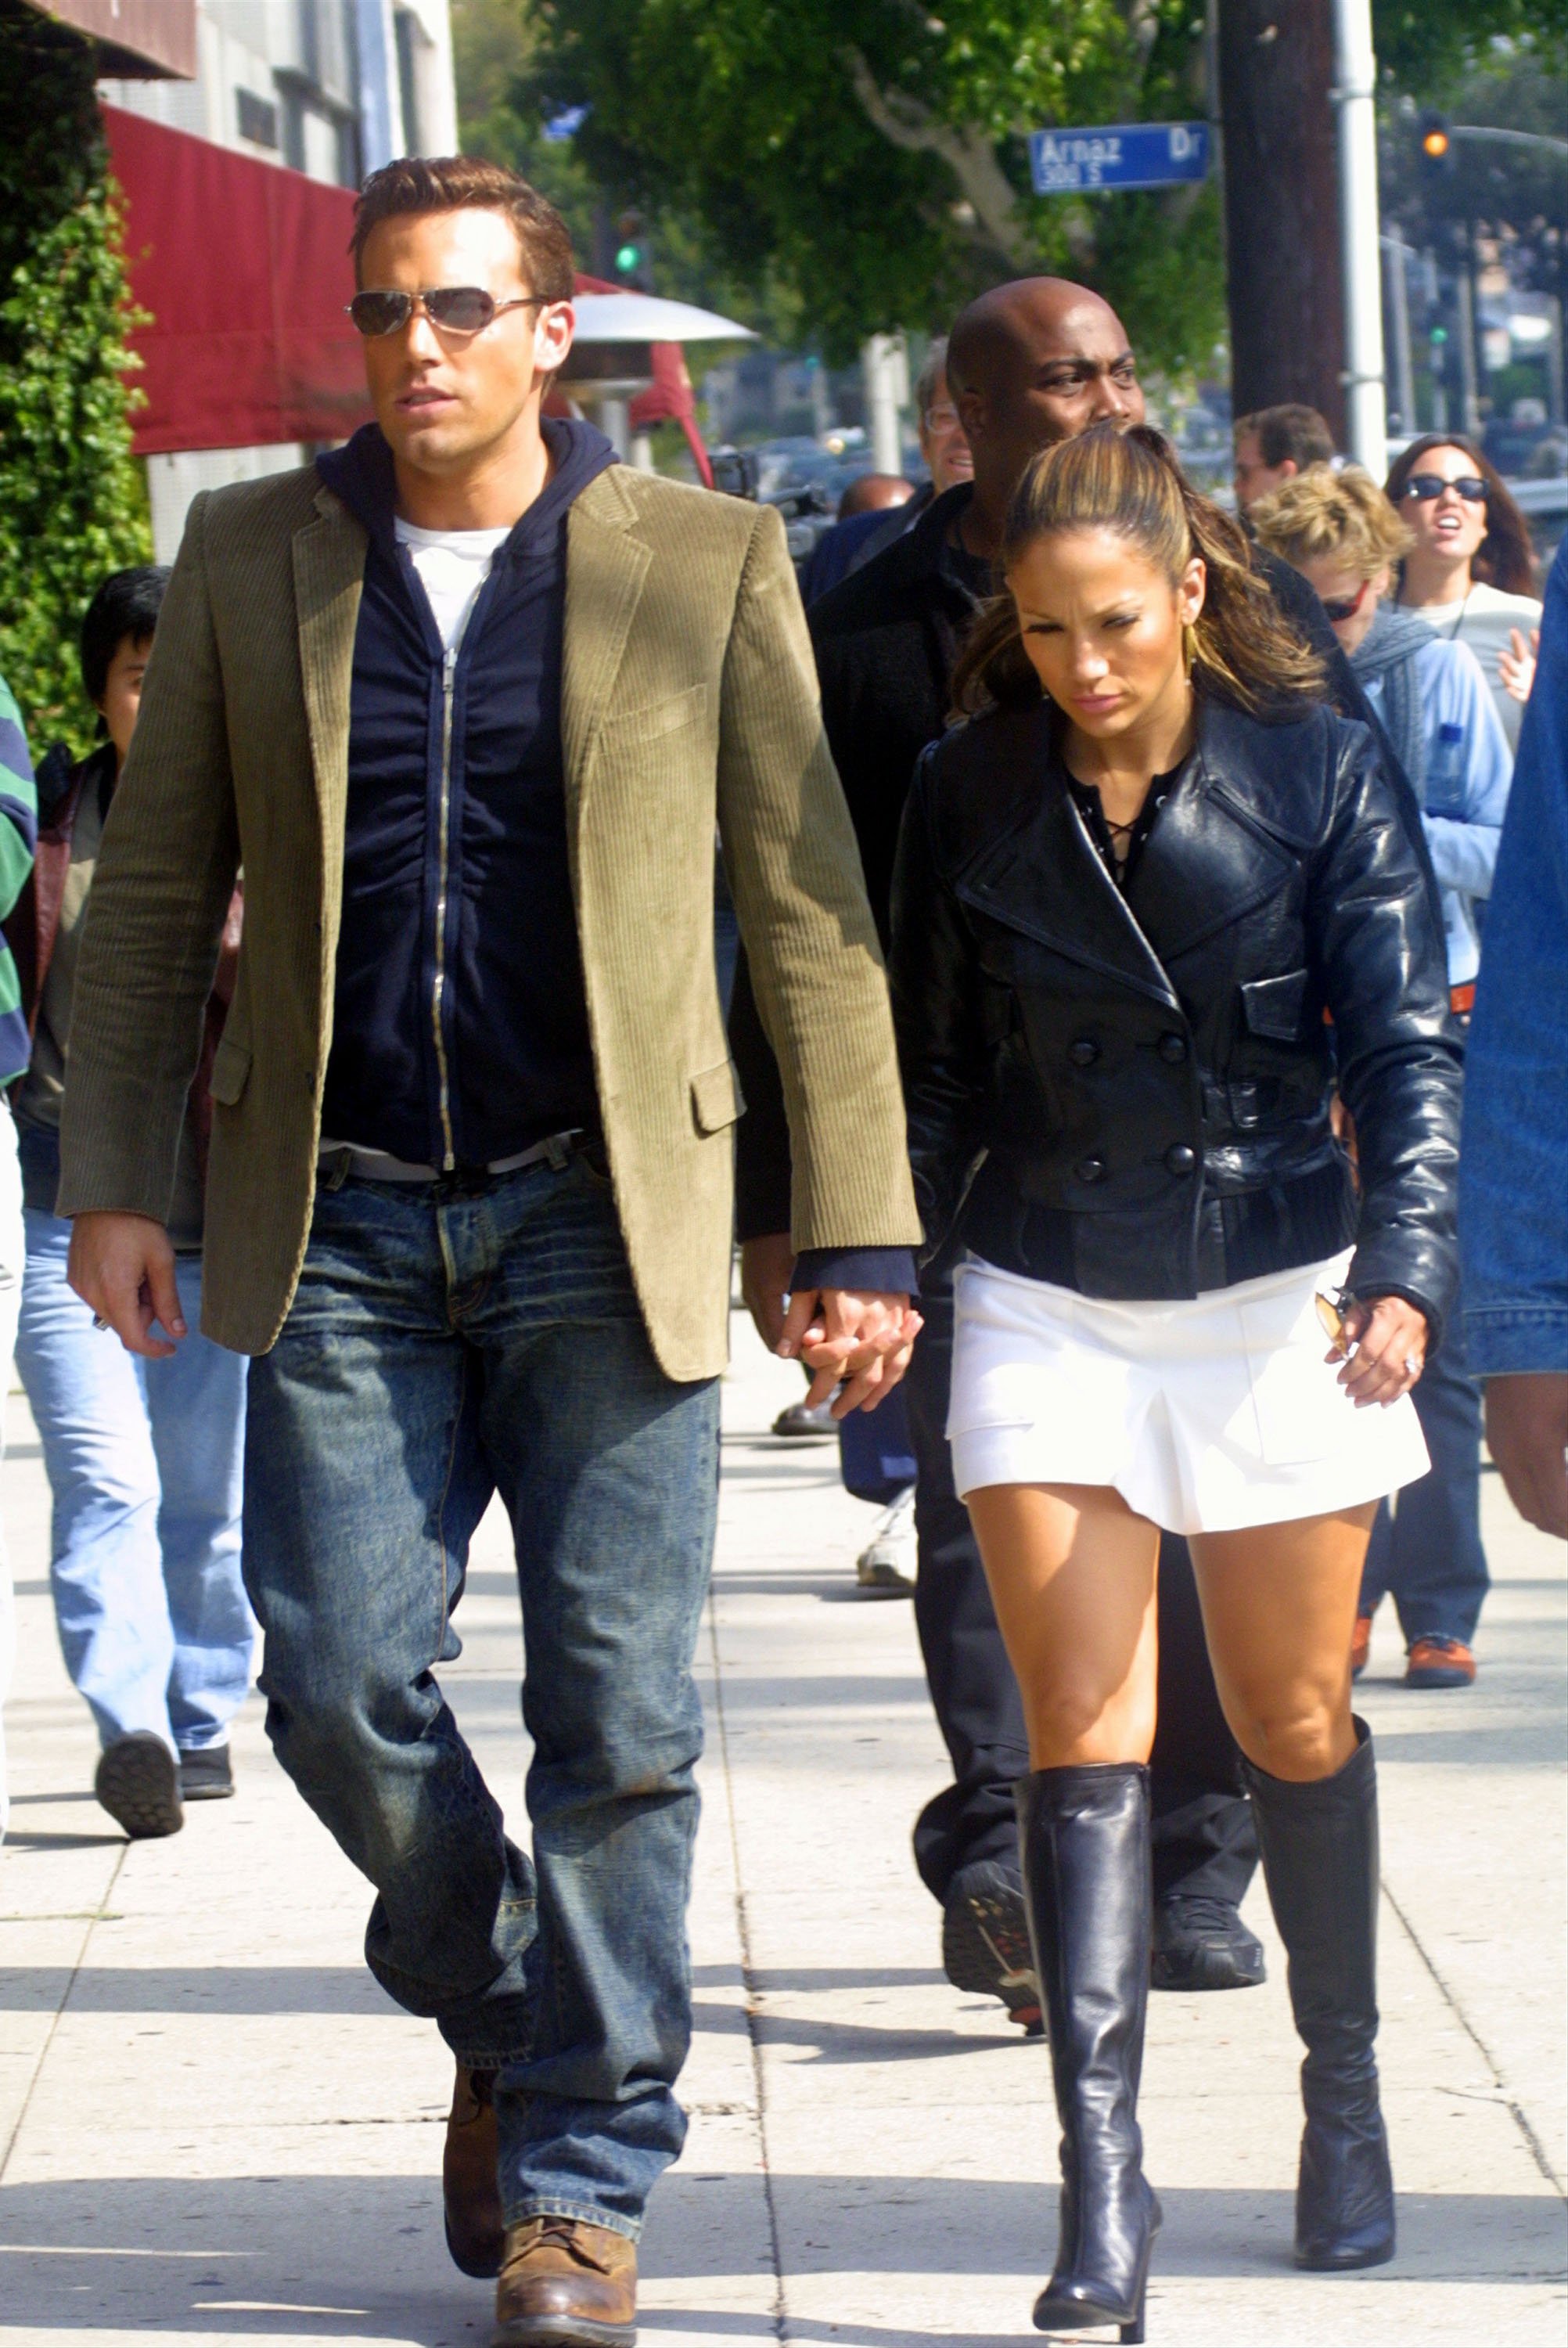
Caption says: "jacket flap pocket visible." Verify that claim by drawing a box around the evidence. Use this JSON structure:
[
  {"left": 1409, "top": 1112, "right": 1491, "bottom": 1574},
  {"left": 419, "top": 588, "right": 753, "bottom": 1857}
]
[
  {"left": 207, "top": 1035, "right": 252, "bottom": 1106},
  {"left": 1240, "top": 968, "right": 1308, "bottom": 1043},
  {"left": 690, "top": 1058, "right": 745, "bottom": 1135},
  {"left": 601, "top": 682, "right": 707, "bottom": 742}
]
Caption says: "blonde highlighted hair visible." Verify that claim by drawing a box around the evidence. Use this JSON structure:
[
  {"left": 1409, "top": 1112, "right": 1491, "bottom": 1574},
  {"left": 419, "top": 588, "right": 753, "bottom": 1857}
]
[
  {"left": 951, "top": 423, "right": 1325, "bottom": 718},
  {"left": 1250, "top": 465, "right": 1412, "bottom": 584}
]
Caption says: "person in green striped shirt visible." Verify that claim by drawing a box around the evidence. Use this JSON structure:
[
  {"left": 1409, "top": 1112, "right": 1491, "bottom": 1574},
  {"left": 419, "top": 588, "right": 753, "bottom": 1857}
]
[{"left": 0, "top": 673, "right": 38, "bottom": 1845}]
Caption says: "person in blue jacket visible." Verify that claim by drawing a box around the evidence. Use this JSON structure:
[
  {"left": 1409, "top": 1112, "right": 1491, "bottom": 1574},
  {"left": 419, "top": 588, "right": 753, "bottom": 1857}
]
[
  {"left": 1254, "top": 466, "right": 1512, "bottom": 1689},
  {"left": 1460, "top": 532, "right": 1568, "bottom": 1544},
  {"left": 0, "top": 674, "right": 38, "bottom": 1846}
]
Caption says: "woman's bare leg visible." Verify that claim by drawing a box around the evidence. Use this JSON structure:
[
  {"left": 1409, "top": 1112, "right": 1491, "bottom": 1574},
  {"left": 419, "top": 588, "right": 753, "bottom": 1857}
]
[
  {"left": 965, "top": 1482, "right": 1162, "bottom": 1766},
  {"left": 1189, "top": 1504, "right": 1376, "bottom": 1781},
  {"left": 966, "top": 1482, "right": 1163, "bottom": 2332}
]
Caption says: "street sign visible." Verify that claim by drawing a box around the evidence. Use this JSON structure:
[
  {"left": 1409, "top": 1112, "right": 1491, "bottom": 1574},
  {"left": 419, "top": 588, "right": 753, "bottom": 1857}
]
[{"left": 1028, "top": 121, "right": 1210, "bottom": 196}]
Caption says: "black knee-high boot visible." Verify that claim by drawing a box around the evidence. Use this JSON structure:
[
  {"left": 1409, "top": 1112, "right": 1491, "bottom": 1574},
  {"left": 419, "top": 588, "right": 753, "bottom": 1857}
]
[
  {"left": 1018, "top": 1765, "right": 1160, "bottom": 2343},
  {"left": 1242, "top": 1719, "right": 1394, "bottom": 2271}
]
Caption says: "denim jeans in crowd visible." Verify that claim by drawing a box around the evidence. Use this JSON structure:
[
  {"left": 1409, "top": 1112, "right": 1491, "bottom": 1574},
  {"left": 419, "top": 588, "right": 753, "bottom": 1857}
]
[
  {"left": 241, "top": 1147, "right": 720, "bottom": 2239},
  {"left": 0, "top": 1111, "right": 25, "bottom": 1842},
  {"left": 1360, "top": 1300, "right": 1489, "bottom": 1648},
  {"left": 14, "top": 1121, "right": 252, "bottom": 1756}
]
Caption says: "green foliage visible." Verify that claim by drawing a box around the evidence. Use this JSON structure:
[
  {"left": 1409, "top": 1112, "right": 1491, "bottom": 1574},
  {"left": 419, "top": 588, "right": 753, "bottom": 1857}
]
[
  {"left": 1371, "top": 1, "right": 1568, "bottom": 95},
  {"left": 480, "top": 0, "right": 1226, "bottom": 376},
  {"left": 0, "top": 2, "right": 150, "bottom": 753}
]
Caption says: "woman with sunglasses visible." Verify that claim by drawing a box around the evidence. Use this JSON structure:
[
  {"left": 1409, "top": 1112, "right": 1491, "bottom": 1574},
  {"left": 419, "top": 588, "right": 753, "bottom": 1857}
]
[
  {"left": 890, "top": 425, "right": 1460, "bottom": 2338},
  {"left": 1386, "top": 434, "right": 1541, "bottom": 751},
  {"left": 1251, "top": 466, "right": 1509, "bottom": 1702}
]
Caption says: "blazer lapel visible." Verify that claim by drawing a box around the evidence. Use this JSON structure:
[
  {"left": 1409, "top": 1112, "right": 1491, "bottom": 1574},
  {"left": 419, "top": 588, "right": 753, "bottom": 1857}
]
[
  {"left": 291, "top": 488, "right": 368, "bottom": 881},
  {"left": 561, "top": 471, "right": 654, "bottom": 836}
]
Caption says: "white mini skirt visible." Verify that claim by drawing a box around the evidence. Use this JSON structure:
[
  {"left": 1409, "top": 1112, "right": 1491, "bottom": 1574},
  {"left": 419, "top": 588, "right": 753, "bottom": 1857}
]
[{"left": 948, "top": 1248, "right": 1430, "bottom": 1536}]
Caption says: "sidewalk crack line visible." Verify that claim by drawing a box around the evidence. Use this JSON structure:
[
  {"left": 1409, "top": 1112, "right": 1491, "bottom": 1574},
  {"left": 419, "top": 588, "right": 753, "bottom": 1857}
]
[
  {"left": 0, "top": 1849, "right": 128, "bottom": 2184},
  {"left": 707, "top": 1587, "right": 788, "bottom": 2343},
  {"left": 1382, "top": 1874, "right": 1565, "bottom": 2197}
]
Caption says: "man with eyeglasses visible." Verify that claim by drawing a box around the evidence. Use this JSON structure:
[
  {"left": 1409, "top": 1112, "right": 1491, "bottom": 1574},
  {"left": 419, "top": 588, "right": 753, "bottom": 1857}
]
[
  {"left": 730, "top": 275, "right": 1440, "bottom": 2034},
  {"left": 56, "top": 155, "right": 919, "bottom": 2344},
  {"left": 801, "top": 338, "right": 974, "bottom": 603}
]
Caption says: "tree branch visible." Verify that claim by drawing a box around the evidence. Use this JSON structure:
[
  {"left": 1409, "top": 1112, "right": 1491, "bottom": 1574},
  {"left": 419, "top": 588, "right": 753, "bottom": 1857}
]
[{"left": 843, "top": 48, "right": 1035, "bottom": 268}]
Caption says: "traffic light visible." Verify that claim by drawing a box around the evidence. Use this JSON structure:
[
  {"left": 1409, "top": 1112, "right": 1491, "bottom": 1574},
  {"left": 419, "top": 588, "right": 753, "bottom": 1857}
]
[
  {"left": 612, "top": 210, "right": 651, "bottom": 289},
  {"left": 1418, "top": 111, "right": 1454, "bottom": 179}
]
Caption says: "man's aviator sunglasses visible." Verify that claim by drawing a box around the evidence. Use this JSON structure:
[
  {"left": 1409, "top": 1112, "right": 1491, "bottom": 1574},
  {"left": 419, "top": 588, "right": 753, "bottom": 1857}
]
[
  {"left": 1401, "top": 471, "right": 1487, "bottom": 504},
  {"left": 347, "top": 286, "right": 548, "bottom": 338}
]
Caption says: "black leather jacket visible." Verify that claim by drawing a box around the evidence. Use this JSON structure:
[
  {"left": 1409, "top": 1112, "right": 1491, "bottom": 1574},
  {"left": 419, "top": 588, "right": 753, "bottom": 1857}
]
[{"left": 888, "top": 693, "right": 1462, "bottom": 1338}]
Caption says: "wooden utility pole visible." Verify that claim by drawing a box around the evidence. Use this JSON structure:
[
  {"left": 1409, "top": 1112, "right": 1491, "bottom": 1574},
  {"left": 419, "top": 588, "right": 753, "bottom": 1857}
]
[{"left": 1216, "top": 1, "right": 1347, "bottom": 441}]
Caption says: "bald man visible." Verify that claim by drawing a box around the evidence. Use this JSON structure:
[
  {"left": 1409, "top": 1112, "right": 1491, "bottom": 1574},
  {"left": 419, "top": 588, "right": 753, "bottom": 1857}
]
[{"left": 731, "top": 277, "right": 1419, "bottom": 2023}]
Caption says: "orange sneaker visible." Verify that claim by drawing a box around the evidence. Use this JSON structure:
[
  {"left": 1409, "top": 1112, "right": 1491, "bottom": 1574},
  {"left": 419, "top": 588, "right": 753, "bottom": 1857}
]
[
  {"left": 1405, "top": 1636, "right": 1476, "bottom": 1690},
  {"left": 1350, "top": 1614, "right": 1373, "bottom": 1680}
]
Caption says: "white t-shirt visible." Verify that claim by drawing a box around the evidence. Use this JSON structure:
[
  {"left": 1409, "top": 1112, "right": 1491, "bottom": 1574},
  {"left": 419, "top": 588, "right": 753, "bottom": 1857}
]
[
  {"left": 394, "top": 517, "right": 512, "bottom": 654},
  {"left": 1400, "top": 580, "right": 1542, "bottom": 754}
]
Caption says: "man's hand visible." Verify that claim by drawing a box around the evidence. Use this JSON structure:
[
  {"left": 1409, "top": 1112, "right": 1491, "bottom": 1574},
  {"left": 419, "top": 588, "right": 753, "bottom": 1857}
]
[
  {"left": 1498, "top": 625, "right": 1539, "bottom": 707},
  {"left": 67, "top": 1211, "right": 185, "bottom": 1359},
  {"left": 1484, "top": 1374, "right": 1568, "bottom": 1542},
  {"left": 740, "top": 1232, "right": 796, "bottom": 1354},
  {"left": 779, "top": 1287, "right": 922, "bottom": 1417}
]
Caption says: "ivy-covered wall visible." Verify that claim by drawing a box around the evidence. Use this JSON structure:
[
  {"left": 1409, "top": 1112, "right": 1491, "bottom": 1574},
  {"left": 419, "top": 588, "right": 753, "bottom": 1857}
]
[{"left": 0, "top": 0, "right": 151, "bottom": 755}]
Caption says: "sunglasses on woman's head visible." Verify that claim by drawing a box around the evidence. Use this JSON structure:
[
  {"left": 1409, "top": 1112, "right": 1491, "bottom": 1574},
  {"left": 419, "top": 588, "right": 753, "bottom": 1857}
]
[
  {"left": 347, "top": 286, "right": 545, "bottom": 338},
  {"left": 1401, "top": 472, "right": 1487, "bottom": 504}
]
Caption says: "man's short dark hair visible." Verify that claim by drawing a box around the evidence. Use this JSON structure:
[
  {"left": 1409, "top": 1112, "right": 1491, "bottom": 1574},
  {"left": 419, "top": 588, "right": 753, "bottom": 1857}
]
[
  {"left": 351, "top": 156, "right": 575, "bottom": 301},
  {"left": 1235, "top": 403, "right": 1336, "bottom": 471},
  {"left": 80, "top": 567, "right": 170, "bottom": 706}
]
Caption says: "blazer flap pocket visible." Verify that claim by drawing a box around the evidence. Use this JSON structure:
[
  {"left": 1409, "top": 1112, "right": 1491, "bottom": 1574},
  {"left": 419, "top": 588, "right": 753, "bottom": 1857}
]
[
  {"left": 1240, "top": 968, "right": 1308, "bottom": 1043},
  {"left": 601, "top": 682, "right": 708, "bottom": 743},
  {"left": 690, "top": 1058, "right": 745, "bottom": 1135},
  {"left": 208, "top": 1035, "right": 253, "bottom": 1106}
]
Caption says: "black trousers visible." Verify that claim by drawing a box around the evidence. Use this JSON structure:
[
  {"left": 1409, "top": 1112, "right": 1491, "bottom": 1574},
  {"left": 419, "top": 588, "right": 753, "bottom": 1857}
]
[{"left": 904, "top": 1293, "right": 1257, "bottom": 1910}]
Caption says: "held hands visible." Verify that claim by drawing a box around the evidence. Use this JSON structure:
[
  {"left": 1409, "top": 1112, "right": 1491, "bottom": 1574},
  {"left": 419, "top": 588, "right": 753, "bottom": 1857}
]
[
  {"left": 67, "top": 1211, "right": 186, "bottom": 1359},
  {"left": 780, "top": 1285, "right": 922, "bottom": 1417},
  {"left": 1324, "top": 1293, "right": 1429, "bottom": 1409}
]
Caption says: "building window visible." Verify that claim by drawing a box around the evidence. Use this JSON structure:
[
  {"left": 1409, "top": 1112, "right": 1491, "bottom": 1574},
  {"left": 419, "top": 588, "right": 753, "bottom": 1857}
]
[{"left": 236, "top": 88, "right": 279, "bottom": 151}]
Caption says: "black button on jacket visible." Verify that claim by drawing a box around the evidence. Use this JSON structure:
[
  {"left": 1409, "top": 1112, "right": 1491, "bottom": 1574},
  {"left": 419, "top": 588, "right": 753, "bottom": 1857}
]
[{"left": 888, "top": 693, "right": 1463, "bottom": 1338}]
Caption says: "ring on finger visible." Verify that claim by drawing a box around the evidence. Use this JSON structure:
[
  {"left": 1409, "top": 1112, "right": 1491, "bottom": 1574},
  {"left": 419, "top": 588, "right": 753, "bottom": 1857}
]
[{"left": 1402, "top": 1354, "right": 1422, "bottom": 1377}]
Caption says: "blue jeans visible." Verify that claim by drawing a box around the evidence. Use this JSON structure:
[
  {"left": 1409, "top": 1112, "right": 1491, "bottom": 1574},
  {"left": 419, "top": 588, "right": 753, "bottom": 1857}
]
[
  {"left": 1360, "top": 1304, "right": 1489, "bottom": 1647},
  {"left": 15, "top": 1128, "right": 251, "bottom": 1754},
  {"left": 241, "top": 1149, "right": 720, "bottom": 2239}
]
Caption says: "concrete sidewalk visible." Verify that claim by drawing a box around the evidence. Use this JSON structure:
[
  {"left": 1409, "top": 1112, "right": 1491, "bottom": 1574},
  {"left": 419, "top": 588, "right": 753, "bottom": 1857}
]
[{"left": 1, "top": 1316, "right": 1563, "bottom": 2346}]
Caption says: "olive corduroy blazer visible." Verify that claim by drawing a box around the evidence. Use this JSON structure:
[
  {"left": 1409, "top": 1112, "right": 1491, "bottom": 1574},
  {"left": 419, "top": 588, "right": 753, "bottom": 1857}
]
[{"left": 56, "top": 459, "right": 919, "bottom": 1376}]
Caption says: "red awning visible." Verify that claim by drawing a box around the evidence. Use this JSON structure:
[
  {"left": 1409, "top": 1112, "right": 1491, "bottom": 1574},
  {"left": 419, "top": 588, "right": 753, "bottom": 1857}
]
[
  {"left": 104, "top": 106, "right": 712, "bottom": 480},
  {"left": 104, "top": 106, "right": 371, "bottom": 455}
]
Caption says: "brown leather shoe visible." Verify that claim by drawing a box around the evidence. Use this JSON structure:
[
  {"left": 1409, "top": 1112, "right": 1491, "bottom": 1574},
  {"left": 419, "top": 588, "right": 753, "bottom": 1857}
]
[
  {"left": 491, "top": 2216, "right": 637, "bottom": 2347},
  {"left": 444, "top": 2064, "right": 503, "bottom": 2279}
]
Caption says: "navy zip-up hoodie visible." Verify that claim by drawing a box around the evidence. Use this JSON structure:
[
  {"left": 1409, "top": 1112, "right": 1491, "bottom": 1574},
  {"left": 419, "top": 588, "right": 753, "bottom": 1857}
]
[{"left": 315, "top": 417, "right": 616, "bottom": 1167}]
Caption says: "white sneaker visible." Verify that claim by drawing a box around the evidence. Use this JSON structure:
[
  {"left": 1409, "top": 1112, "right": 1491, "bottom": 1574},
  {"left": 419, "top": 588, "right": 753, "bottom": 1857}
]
[{"left": 855, "top": 1484, "right": 916, "bottom": 1597}]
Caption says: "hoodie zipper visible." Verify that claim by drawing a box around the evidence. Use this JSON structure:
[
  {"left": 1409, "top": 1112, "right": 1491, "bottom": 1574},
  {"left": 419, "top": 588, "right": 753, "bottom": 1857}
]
[{"left": 431, "top": 642, "right": 459, "bottom": 1170}]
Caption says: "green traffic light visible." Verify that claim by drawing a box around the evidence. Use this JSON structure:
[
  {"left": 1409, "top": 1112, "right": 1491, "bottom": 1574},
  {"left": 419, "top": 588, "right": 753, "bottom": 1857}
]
[{"left": 615, "top": 243, "right": 642, "bottom": 273}]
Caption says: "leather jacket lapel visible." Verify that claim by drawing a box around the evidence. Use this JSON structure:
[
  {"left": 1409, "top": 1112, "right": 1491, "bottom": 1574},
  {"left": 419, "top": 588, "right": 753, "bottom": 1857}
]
[
  {"left": 292, "top": 488, "right": 367, "bottom": 882},
  {"left": 1124, "top": 735, "right": 1297, "bottom": 967},
  {"left": 949, "top": 711, "right": 1178, "bottom": 1010}
]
